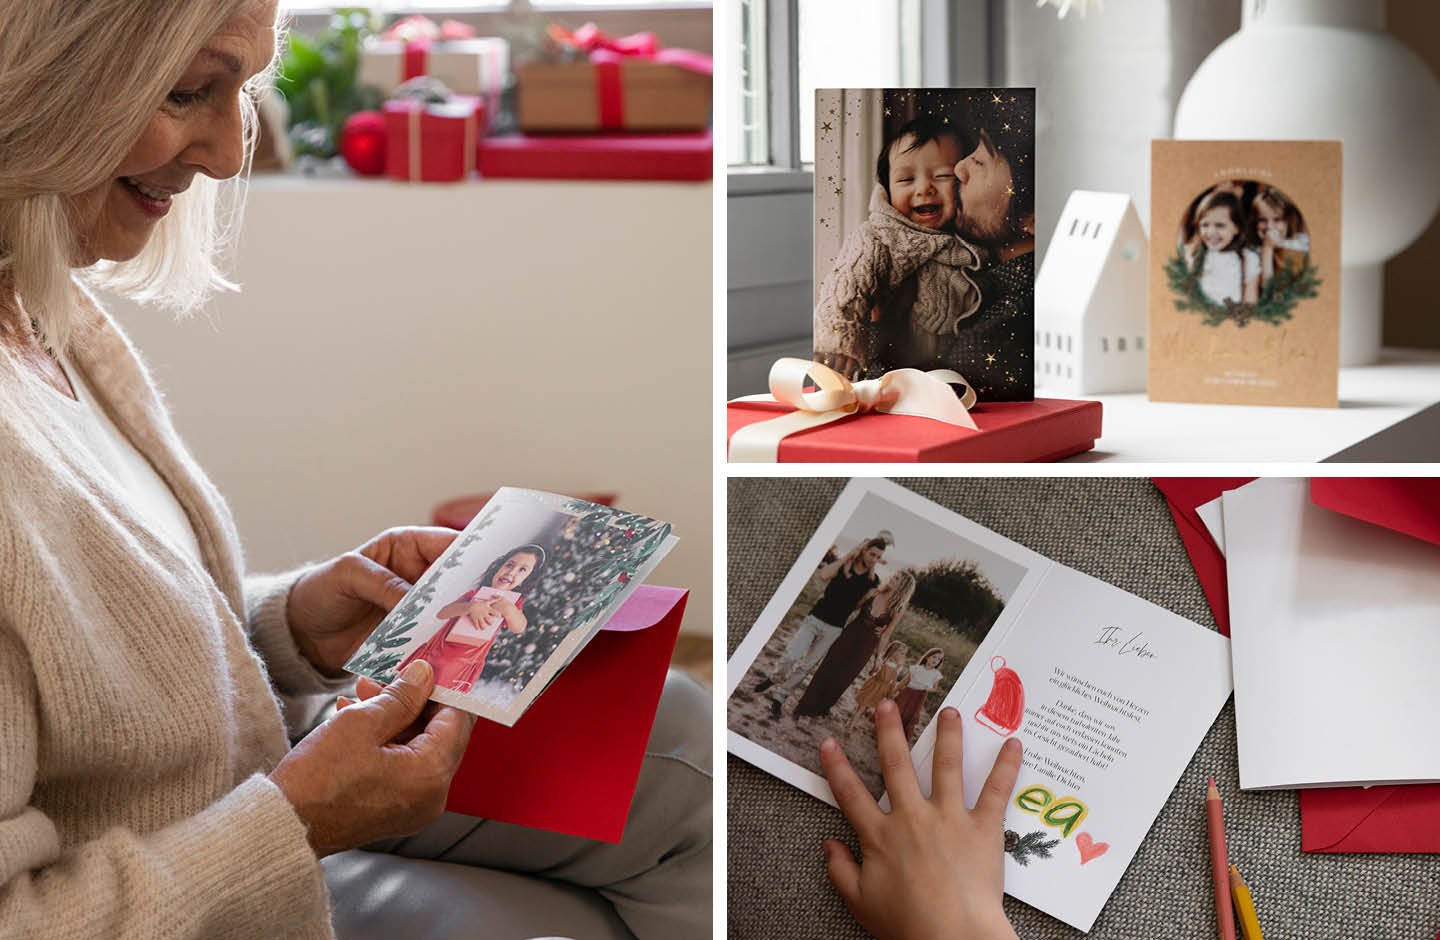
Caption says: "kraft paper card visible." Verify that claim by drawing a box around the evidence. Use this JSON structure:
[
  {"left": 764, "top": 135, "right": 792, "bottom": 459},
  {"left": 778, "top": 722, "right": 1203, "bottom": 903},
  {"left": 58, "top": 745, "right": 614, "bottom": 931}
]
[{"left": 1148, "top": 140, "right": 1341, "bottom": 407}]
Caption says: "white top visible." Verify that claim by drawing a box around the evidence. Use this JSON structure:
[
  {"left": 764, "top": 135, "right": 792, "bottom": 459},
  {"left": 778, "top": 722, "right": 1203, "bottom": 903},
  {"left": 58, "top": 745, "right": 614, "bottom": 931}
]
[
  {"left": 906, "top": 665, "right": 943, "bottom": 690},
  {"left": 53, "top": 360, "right": 202, "bottom": 563},
  {"left": 1199, "top": 246, "right": 1260, "bottom": 305}
]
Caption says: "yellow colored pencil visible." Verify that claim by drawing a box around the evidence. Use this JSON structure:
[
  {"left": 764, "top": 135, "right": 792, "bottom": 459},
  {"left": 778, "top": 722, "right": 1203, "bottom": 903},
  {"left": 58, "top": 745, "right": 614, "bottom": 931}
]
[{"left": 1229, "top": 864, "right": 1264, "bottom": 940}]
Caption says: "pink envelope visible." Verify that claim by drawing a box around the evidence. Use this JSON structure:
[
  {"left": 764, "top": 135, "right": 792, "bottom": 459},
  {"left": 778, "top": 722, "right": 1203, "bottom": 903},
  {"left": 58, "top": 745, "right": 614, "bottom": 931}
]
[
  {"left": 444, "top": 585, "right": 689, "bottom": 843},
  {"left": 1153, "top": 478, "right": 1440, "bottom": 854}
]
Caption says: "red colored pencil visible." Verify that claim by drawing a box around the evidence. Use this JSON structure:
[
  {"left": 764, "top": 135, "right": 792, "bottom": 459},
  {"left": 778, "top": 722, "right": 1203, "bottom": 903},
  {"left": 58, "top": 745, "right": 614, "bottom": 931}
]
[{"left": 1207, "top": 777, "right": 1236, "bottom": 940}]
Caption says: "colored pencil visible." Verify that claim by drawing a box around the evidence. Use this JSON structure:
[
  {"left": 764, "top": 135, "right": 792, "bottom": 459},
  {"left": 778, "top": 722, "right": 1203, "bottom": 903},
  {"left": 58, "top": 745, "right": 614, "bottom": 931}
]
[
  {"left": 1207, "top": 777, "right": 1236, "bottom": 940},
  {"left": 1229, "top": 865, "right": 1264, "bottom": 940}
]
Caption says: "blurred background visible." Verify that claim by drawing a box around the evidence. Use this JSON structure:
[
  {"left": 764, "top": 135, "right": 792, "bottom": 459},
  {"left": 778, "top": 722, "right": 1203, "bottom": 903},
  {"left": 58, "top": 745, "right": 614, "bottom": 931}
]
[{"left": 99, "top": 0, "right": 715, "bottom": 642}]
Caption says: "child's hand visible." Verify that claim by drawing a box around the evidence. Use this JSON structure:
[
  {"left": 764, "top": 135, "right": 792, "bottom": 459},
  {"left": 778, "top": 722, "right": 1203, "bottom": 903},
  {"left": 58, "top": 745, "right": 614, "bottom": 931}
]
[{"left": 819, "top": 701, "right": 1022, "bottom": 940}]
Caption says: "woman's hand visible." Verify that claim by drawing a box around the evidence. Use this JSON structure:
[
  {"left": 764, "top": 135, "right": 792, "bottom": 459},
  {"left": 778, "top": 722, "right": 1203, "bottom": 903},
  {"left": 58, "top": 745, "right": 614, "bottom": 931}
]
[
  {"left": 819, "top": 701, "right": 1022, "bottom": 940},
  {"left": 288, "top": 527, "right": 458, "bottom": 676},
  {"left": 271, "top": 660, "right": 475, "bottom": 857}
]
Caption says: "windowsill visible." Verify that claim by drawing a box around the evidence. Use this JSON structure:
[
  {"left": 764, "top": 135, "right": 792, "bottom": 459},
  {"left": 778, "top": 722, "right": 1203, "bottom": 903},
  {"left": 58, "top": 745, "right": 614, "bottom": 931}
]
[
  {"left": 727, "top": 165, "right": 813, "bottom": 196},
  {"left": 246, "top": 172, "right": 710, "bottom": 189}
]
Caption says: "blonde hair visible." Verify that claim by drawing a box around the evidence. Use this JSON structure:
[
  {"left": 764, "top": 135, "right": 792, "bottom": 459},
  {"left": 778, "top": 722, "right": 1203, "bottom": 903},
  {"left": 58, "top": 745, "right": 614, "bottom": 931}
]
[
  {"left": 0, "top": 0, "right": 282, "bottom": 352},
  {"left": 854, "top": 569, "right": 917, "bottom": 627}
]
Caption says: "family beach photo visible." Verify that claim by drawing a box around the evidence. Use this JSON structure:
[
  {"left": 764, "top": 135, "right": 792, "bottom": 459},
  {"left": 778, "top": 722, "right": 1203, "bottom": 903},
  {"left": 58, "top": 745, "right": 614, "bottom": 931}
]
[{"left": 727, "top": 486, "right": 1029, "bottom": 798}]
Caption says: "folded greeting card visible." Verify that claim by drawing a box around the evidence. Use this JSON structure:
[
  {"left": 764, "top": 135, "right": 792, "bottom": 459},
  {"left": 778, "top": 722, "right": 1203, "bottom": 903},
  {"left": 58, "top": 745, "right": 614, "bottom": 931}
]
[
  {"left": 346, "top": 488, "right": 677, "bottom": 726},
  {"left": 1148, "top": 140, "right": 1341, "bottom": 407},
  {"left": 1214, "top": 478, "right": 1440, "bottom": 789},
  {"left": 726, "top": 479, "right": 1232, "bottom": 932},
  {"left": 812, "top": 88, "right": 1036, "bottom": 400}
]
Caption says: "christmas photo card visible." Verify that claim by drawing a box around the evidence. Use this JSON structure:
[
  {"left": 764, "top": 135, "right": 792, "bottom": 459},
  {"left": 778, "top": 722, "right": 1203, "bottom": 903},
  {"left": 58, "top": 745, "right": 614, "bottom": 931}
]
[
  {"left": 726, "top": 479, "right": 1232, "bottom": 932},
  {"left": 812, "top": 87, "right": 1036, "bottom": 400},
  {"left": 1148, "top": 139, "right": 1342, "bottom": 407},
  {"left": 346, "top": 488, "right": 676, "bottom": 726}
]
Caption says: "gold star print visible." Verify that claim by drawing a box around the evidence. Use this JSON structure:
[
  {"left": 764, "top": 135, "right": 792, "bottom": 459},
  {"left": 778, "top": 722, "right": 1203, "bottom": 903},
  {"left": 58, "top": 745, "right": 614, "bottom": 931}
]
[
  {"left": 821, "top": 121, "right": 832, "bottom": 132},
  {"left": 992, "top": 94, "right": 1002, "bottom": 104},
  {"left": 1003, "top": 123, "right": 1011, "bottom": 131},
  {"left": 884, "top": 107, "right": 892, "bottom": 116},
  {"left": 834, "top": 186, "right": 842, "bottom": 195},
  {"left": 1010, "top": 96, "right": 1017, "bottom": 102},
  {"left": 1005, "top": 186, "right": 1015, "bottom": 196},
  {"left": 942, "top": 116, "right": 950, "bottom": 124},
  {"left": 984, "top": 353, "right": 997, "bottom": 364}
]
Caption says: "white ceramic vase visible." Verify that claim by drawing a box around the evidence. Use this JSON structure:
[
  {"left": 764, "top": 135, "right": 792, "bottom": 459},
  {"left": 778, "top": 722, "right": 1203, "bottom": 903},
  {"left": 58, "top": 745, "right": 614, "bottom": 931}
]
[{"left": 1173, "top": 0, "right": 1440, "bottom": 366}]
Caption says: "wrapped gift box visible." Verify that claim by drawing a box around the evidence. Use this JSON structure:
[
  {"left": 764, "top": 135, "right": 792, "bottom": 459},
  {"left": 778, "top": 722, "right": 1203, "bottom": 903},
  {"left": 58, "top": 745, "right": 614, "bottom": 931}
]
[
  {"left": 726, "top": 398, "right": 1103, "bottom": 462},
  {"left": 383, "top": 96, "right": 482, "bottom": 182},
  {"left": 477, "top": 131, "right": 711, "bottom": 181},
  {"left": 359, "top": 36, "right": 509, "bottom": 100},
  {"left": 515, "top": 56, "right": 710, "bottom": 132}
]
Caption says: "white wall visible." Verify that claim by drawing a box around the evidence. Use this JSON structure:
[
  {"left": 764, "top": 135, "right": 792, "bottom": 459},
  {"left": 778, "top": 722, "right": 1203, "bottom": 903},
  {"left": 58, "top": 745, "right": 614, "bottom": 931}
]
[{"left": 103, "top": 176, "right": 713, "bottom": 634}]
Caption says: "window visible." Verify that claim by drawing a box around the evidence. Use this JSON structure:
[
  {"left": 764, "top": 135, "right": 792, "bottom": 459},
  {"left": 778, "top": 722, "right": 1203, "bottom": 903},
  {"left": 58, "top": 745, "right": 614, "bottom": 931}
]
[{"left": 729, "top": 0, "right": 919, "bottom": 170}]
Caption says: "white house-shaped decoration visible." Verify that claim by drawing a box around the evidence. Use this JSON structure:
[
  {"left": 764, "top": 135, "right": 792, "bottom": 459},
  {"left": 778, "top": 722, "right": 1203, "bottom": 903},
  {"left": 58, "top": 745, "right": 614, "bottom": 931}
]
[{"left": 1034, "top": 191, "right": 1148, "bottom": 395}]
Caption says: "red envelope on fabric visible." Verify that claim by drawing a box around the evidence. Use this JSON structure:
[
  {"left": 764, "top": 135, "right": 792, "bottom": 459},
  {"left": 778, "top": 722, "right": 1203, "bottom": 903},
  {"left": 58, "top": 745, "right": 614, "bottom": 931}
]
[
  {"left": 1310, "top": 477, "right": 1440, "bottom": 548},
  {"left": 1154, "top": 478, "right": 1440, "bottom": 853},
  {"left": 1300, "top": 476, "right": 1440, "bottom": 853},
  {"left": 1149, "top": 478, "right": 1255, "bottom": 636},
  {"left": 444, "top": 585, "right": 688, "bottom": 843}
]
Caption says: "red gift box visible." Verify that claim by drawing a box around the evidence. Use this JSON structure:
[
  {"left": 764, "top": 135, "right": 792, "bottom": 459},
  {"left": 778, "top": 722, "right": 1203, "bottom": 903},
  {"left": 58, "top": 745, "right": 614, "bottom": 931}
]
[
  {"left": 383, "top": 96, "right": 482, "bottom": 182},
  {"left": 476, "top": 131, "right": 712, "bottom": 181},
  {"left": 726, "top": 398, "right": 1102, "bottom": 462}
]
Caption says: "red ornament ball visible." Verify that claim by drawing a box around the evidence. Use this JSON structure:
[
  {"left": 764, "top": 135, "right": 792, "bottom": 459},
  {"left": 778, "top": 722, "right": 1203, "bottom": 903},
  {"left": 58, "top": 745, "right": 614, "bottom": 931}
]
[
  {"left": 618, "top": 573, "right": 629, "bottom": 583},
  {"left": 339, "top": 110, "right": 386, "bottom": 176}
]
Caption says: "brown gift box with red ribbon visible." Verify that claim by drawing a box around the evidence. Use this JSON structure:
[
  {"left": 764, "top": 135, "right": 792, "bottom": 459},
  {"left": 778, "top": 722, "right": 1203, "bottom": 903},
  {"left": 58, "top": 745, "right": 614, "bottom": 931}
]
[{"left": 516, "top": 25, "right": 711, "bottom": 133}]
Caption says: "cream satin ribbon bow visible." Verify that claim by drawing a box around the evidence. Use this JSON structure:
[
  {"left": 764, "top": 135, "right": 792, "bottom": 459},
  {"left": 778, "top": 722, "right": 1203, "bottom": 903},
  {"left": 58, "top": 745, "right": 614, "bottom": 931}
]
[{"left": 728, "top": 358, "right": 979, "bottom": 462}]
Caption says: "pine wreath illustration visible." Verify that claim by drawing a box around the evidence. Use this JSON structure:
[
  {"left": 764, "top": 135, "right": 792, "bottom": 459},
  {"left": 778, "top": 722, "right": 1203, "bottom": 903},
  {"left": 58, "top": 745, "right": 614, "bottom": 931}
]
[
  {"left": 1165, "top": 247, "right": 1321, "bottom": 328},
  {"left": 345, "top": 510, "right": 498, "bottom": 681},
  {"left": 1004, "top": 829, "right": 1060, "bottom": 867}
]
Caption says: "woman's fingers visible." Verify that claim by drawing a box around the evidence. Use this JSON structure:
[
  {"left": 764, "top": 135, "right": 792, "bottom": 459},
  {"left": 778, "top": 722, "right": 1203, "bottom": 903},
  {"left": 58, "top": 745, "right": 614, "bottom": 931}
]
[
  {"left": 873, "top": 699, "right": 923, "bottom": 810},
  {"left": 819, "top": 737, "right": 885, "bottom": 843},
  {"left": 355, "top": 676, "right": 384, "bottom": 700},
  {"left": 928, "top": 707, "right": 965, "bottom": 808},
  {"left": 974, "top": 737, "right": 1023, "bottom": 825}
]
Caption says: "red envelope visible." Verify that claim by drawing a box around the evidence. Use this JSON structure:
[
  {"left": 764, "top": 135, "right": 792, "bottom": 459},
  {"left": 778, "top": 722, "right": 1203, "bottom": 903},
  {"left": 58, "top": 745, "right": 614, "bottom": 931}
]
[
  {"left": 1310, "top": 477, "right": 1440, "bottom": 548},
  {"left": 444, "top": 585, "right": 688, "bottom": 843},
  {"left": 1150, "top": 477, "right": 1255, "bottom": 636},
  {"left": 1153, "top": 478, "right": 1440, "bottom": 854}
]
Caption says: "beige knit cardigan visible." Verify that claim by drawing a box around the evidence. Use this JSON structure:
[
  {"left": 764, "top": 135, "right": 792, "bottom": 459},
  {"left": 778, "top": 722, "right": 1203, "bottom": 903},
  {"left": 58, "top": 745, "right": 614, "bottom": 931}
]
[{"left": 0, "top": 292, "right": 345, "bottom": 938}]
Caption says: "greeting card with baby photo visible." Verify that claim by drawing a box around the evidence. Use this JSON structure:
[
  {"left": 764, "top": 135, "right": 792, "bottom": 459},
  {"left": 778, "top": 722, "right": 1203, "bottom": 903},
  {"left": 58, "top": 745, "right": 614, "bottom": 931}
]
[
  {"left": 1148, "top": 140, "right": 1342, "bottom": 407},
  {"left": 345, "top": 488, "right": 677, "bottom": 726},
  {"left": 812, "top": 87, "right": 1036, "bottom": 401}
]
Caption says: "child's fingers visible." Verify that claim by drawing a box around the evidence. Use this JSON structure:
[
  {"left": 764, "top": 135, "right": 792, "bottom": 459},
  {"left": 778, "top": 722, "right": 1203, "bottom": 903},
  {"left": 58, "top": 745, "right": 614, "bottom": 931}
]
[
  {"left": 819, "top": 737, "right": 885, "bottom": 843},
  {"left": 873, "top": 699, "right": 923, "bottom": 811},
  {"left": 974, "top": 737, "right": 1024, "bottom": 825},
  {"left": 822, "top": 838, "right": 864, "bottom": 911},
  {"left": 929, "top": 707, "right": 966, "bottom": 809}
]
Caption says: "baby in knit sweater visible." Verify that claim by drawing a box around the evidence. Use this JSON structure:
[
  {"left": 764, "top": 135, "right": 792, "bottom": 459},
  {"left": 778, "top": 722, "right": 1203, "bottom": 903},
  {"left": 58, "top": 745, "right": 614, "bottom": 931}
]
[{"left": 814, "top": 117, "right": 983, "bottom": 380}]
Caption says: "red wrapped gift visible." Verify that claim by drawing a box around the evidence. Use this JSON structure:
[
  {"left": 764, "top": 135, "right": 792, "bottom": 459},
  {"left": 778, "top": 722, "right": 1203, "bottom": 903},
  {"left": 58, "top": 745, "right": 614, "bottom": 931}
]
[
  {"left": 382, "top": 95, "right": 481, "bottom": 182},
  {"left": 727, "top": 398, "right": 1101, "bottom": 462},
  {"left": 477, "top": 131, "right": 711, "bottom": 181},
  {"left": 727, "top": 359, "right": 1101, "bottom": 462}
]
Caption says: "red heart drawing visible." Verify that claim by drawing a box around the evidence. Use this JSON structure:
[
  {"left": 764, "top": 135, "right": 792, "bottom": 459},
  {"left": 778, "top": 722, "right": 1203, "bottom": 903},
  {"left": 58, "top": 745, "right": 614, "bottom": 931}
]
[{"left": 1076, "top": 832, "right": 1109, "bottom": 865}]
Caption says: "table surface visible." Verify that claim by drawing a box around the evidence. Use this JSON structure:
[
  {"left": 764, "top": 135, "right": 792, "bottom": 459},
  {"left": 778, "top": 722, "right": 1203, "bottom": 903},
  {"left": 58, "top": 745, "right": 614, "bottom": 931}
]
[
  {"left": 726, "top": 477, "right": 1439, "bottom": 940},
  {"left": 1068, "top": 347, "right": 1440, "bottom": 462}
]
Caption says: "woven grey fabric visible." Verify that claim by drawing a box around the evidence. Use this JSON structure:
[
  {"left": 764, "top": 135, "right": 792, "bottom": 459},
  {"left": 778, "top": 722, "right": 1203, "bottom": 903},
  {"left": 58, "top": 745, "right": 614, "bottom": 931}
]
[{"left": 727, "top": 477, "right": 1440, "bottom": 939}]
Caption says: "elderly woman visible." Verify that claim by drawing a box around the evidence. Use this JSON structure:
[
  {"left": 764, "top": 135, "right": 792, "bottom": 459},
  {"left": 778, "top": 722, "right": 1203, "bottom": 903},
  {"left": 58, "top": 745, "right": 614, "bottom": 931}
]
[{"left": 0, "top": 2, "right": 709, "bottom": 938}]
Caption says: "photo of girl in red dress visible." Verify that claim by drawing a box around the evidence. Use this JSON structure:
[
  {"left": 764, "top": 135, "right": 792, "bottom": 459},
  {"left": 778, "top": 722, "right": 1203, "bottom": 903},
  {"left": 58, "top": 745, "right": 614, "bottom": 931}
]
[{"left": 399, "top": 544, "right": 547, "bottom": 695}]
